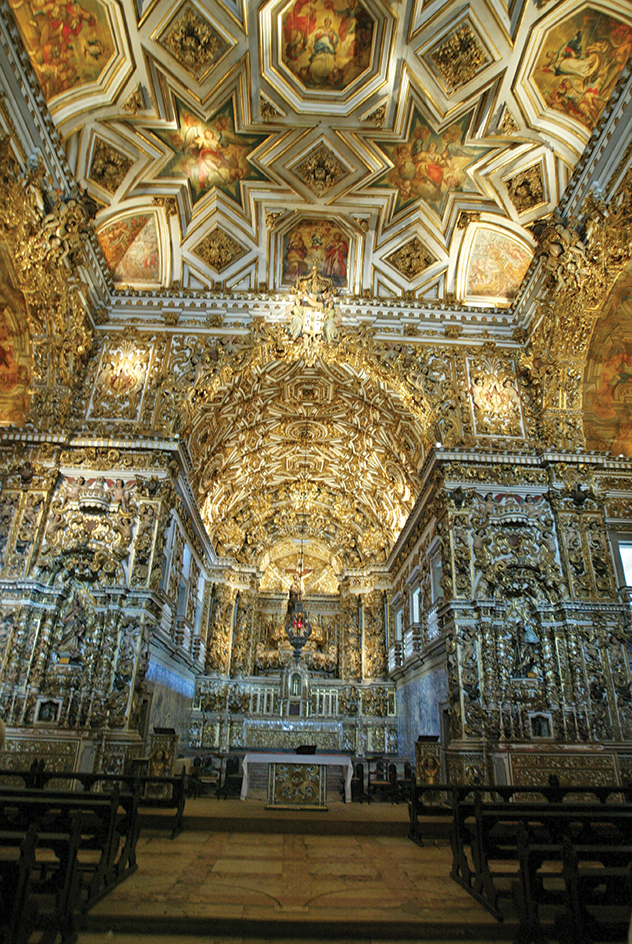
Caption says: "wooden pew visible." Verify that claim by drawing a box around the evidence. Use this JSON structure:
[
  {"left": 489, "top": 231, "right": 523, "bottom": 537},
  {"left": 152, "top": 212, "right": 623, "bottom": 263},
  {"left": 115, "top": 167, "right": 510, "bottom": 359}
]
[
  {"left": 0, "top": 815, "right": 83, "bottom": 944},
  {"left": 0, "top": 783, "right": 139, "bottom": 912},
  {"left": 0, "top": 767, "right": 187, "bottom": 839},
  {"left": 443, "top": 785, "right": 632, "bottom": 944}
]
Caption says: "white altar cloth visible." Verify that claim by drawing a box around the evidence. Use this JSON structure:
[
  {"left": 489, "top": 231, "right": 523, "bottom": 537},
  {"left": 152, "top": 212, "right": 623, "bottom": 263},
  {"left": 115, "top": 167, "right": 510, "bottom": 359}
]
[{"left": 240, "top": 752, "right": 354, "bottom": 803}]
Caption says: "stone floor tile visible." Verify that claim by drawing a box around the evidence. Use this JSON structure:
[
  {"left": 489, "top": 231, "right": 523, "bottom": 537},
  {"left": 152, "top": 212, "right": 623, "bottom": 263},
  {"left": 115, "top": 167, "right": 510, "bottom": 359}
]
[{"left": 211, "top": 857, "right": 284, "bottom": 874}]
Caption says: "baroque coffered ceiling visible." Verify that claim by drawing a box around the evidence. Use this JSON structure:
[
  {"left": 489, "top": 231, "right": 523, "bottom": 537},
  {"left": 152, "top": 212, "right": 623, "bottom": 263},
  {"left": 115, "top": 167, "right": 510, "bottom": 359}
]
[
  {"left": 4, "top": 0, "right": 632, "bottom": 587},
  {"left": 8, "top": 0, "right": 631, "bottom": 301}
]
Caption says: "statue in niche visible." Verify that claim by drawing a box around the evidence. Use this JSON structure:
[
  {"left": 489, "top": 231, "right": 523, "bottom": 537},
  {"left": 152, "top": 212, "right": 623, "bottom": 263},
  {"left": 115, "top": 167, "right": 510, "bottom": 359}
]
[
  {"left": 290, "top": 672, "right": 301, "bottom": 697},
  {"left": 511, "top": 618, "right": 541, "bottom": 679},
  {"left": 56, "top": 592, "right": 89, "bottom": 664}
]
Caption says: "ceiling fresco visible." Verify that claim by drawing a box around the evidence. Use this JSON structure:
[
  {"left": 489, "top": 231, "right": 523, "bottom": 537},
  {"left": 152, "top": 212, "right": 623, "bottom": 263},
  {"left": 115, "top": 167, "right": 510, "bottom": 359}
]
[
  {"left": 583, "top": 262, "right": 632, "bottom": 457},
  {"left": 151, "top": 97, "right": 270, "bottom": 207},
  {"left": 280, "top": 0, "right": 375, "bottom": 90},
  {"left": 97, "top": 212, "right": 162, "bottom": 286},
  {"left": 531, "top": 7, "right": 631, "bottom": 131},
  {"left": 369, "top": 109, "right": 493, "bottom": 217},
  {"left": 8, "top": 0, "right": 116, "bottom": 100}
]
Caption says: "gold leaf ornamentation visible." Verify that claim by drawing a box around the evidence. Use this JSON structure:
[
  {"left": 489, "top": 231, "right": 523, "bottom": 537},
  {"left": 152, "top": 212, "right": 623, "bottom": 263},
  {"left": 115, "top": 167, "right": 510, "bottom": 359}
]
[
  {"left": 122, "top": 86, "right": 144, "bottom": 114},
  {"left": 506, "top": 165, "right": 546, "bottom": 215},
  {"left": 293, "top": 143, "right": 349, "bottom": 196},
  {"left": 158, "top": 4, "right": 226, "bottom": 79},
  {"left": 193, "top": 227, "right": 248, "bottom": 273},
  {"left": 429, "top": 23, "right": 491, "bottom": 92},
  {"left": 386, "top": 237, "right": 434, "bottom": 281},
  {"left": 89, "top": 140, "right": 133, "bottom": 195}
]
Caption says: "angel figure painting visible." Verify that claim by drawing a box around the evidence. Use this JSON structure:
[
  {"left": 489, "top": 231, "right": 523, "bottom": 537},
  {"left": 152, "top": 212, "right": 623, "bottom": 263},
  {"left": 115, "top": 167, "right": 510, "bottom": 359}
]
[
  {"left": 8, "top": 0, "right": 115, "bottom": 101},
  {"left": 583, "top": 263, "right": 632, "bottom": 457},
  {"left": 282, "top": 219, "right": 349, "bottom": 286},
  {"left": 281, "top": 0, "right": 374, "bottom": 90},
  {"left": 97, "top": 213, "right": 161, "bottom": 285},
  {"left": 371, "top": 110, "right": 492, "bottom": 216},
  {"left": 465, "top": 230, "right": 533, "bottom": 302},
  {"left": 153, "top": 98, "right": 268, "bottom": 207},
  {"left": 533, "top": 8, "right": 632, "bottom": 131}
]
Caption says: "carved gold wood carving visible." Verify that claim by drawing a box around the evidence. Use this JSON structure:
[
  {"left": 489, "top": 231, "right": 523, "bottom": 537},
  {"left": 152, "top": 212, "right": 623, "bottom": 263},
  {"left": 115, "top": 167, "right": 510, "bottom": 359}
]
[
  {"left": 89, "top": 140, "right": 133, "bottom": 195},
  {"left": 0, "top": 137, "right": 94, "bottom": 430},
  {"left": 193, "top": 227, "right": 248, "bottom": 273},
  {"left": 521, "top": 169, "right": 632, "bottom": 449},
  {"left": 292, "top": 144, "right": 348, "bottom": 196},
  {"left": 158, "top": 4, "right": 226, "bottom": 79},
  {"left": 498, "top": 107, "right": 519, "bottom": 135},
  {"left": 428, "top": 23, "right": 491, "bottom": 91},
  {"left": 385, "top": 237, "right": 434, "bottom": 281},
  {"left": 259, "top": 94, "right": 282, "bottom": 122},
  {"left": 506, "top": 165, "right": 545, "bottom": 215}
]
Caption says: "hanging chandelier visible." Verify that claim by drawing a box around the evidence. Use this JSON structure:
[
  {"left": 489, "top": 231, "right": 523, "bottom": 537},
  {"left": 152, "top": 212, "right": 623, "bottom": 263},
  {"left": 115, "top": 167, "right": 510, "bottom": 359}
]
[{"left": 285, "top": 584, "right": 312, "bottom": 663}]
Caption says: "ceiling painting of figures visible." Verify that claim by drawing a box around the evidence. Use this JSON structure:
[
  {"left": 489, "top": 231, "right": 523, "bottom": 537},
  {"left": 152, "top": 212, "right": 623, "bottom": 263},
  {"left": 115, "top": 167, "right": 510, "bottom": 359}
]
[
  {"left": 463, "top": 228, "right": 533, "bottom": 305},
  {"left": 282, "top": 219, "right": 350, "bottom": 286},
  {"left": 532, "top": 7, "right": 632, "bottom": 131},
  {"left": 8, "top": 0, "right": 116, "bottom": 101},
  {"left": 280, "top": 0, "right": 375, "bottom": 90},
  {"left": 370, "top": 110, "right": 492, "bottom": 216},
  {"left": 97, "top": 213, "right": 161, "bottom": 285},
  {"left": 152, "top": 98, "right": 269, "bottom": 207},
  {"left": 583, "top": 263, "right": 632, "bottom": 457},
  {"left": 0, "top": 248, "right": 31, "bottom": 425}
]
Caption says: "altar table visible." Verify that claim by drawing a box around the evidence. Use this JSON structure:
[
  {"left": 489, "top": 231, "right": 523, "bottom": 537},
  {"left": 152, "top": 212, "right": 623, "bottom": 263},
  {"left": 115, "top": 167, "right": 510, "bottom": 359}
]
[{"left": 240, "top": 752, "right": 354, "bottom": 803}]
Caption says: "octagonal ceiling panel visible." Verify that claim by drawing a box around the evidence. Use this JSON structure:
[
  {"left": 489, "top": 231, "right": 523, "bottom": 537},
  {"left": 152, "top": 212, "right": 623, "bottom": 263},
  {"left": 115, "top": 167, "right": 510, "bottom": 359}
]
[
  {"left": 515, "top": 2, "right": 632, "bottom": 149},
  {"left": 260, "top": 0, "right": 395, "bottom": 114},
  {"left": 8, "top": 0, "right": 130, "bottom": 121}
]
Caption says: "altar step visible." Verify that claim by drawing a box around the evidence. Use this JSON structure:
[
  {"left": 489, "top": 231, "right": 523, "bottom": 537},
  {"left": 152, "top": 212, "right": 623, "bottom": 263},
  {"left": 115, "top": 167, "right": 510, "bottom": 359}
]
[
  {"left": 138, "top": 796, "right": 452, "bottom": 840},
  {"left": 79, "top": 913, "right": 521, "bottom": 941}
]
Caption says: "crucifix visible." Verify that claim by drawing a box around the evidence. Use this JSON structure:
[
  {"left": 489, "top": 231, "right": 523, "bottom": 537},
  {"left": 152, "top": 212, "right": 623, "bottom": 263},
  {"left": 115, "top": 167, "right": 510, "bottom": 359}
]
[{"left": 285, "top": 556, "right": 313, "bottom": 596}]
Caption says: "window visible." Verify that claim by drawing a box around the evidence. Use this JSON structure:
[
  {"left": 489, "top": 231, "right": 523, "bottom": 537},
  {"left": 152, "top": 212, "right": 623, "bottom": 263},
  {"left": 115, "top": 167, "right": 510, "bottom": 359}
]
[
  {"left": 411, "top": 586, "right": 421, "bottom": 624},
  {"left": 619, "top": 542, "right": 632, "bottom": 586},
  {"left": 430, "top": 551, "right": 443, "bottom": 603},
  {"left": 395, "top": 608, "right": 403, "bottom": 640}
]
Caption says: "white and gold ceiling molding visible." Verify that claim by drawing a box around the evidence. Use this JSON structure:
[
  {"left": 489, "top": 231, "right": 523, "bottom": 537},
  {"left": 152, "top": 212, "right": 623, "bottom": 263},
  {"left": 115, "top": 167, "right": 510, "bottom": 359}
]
[
  {"left": 457, "top": 222, "right": 535, "bottom": 307},
  {"left": 6, "top": 0, "right": 632, "bottom": 302},
  {"left": 96, "top": 208, "right": 169, "bottom": 287}
]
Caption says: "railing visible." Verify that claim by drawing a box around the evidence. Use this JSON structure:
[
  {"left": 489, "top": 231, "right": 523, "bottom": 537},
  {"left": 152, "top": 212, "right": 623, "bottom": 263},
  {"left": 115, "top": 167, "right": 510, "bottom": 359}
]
[
  {"left": 404, "top": 623, "right": 423, "bottom": 661},
  {"left": 389, "top": 604, "right": 444, "bottom": 674},
  {"left": 388, "top": 642, "right": 403, "bottom": 673}
]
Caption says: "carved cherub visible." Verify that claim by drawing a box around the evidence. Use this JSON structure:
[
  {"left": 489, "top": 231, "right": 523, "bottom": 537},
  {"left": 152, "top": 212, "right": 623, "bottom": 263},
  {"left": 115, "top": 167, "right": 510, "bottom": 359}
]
[
  {"left": 61, "top": 476, "right": 85, "bottom": 503},
  {"left": 110, "top": 478, "right": 135, "bottom": 513}
]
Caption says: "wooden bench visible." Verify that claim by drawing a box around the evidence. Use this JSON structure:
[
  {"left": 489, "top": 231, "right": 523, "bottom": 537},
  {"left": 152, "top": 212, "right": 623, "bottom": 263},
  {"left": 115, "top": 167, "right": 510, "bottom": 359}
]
[
  {"left": 0, "top": 783, "right": 139, "bottom": 911},
  {"left": 0, "top": 815, "right": 83, "bottom": 944},
  {"left": 446, "top": 785, "right": 632, "bottom": 944},
  {"left": 0, "top": 767, "right": 187, "bottom": 839}
]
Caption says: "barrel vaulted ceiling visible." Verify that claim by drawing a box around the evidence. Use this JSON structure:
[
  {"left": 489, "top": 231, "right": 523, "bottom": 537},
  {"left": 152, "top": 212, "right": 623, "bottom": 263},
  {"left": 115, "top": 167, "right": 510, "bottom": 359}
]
[{"left": 5, "top": 0, "right": 632, "bottom": 585}]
